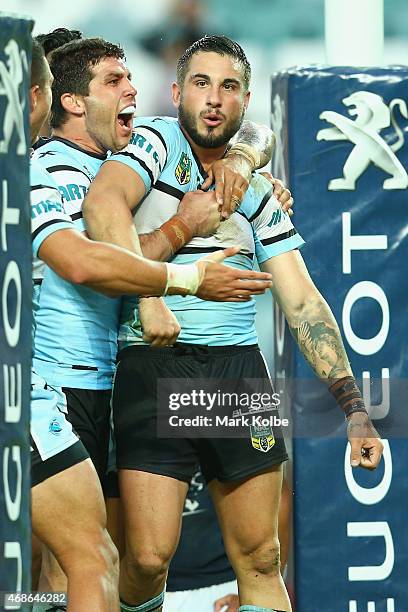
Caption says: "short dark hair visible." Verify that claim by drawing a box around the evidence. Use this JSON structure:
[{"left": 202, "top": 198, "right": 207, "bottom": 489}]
[
  {"left": 31, "top": 38, "right": 48, "bottom": 88},
  {"left": 36, "top": 27, "right": 82, "bottom": 57},
  {"left": 177, "top": 35, "right": 251, "bottom": 90},
  {"left": 49, "top": 37, "right": 125, "bottom": 128}
]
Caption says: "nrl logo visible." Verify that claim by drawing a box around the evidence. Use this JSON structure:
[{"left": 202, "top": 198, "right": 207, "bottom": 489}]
[
  {"left": 317, "top": 90, "right": 408, "bottom": 190},
  {"left": 175, "top": 152, "right": 192, "bottom": 185},
  {"left": 0, "top": 39, "right": 28, "bottom": 156}
]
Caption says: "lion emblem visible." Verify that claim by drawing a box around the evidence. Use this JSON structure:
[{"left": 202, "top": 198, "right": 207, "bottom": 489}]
[
  {"left": 317, "top": 91, "right": 408, "bottom": 190},
  {"left": 0, "top": 39, "right": 28, "bottom": 156}
]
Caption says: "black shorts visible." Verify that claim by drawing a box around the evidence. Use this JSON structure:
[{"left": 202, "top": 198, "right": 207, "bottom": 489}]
[
  {"left": 113, "top": 344, "right": 288, "bottom": 484},
  {"left": 62, "top": 387, "right": 111, "bottom": 480},
  {"left": 31, "top": 440, "right": 89, "bottom": 487}
]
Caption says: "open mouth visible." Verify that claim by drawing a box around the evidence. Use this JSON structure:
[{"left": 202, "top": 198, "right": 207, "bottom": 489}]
[
  {"left": 202, "top": 113, "right": 224, "bottom": 128},
  {"left": 117, "top": 105, "right": 136, "bottom": 132}
]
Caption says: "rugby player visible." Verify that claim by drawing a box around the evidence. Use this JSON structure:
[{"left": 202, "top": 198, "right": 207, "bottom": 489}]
[
  {"left": 83, "top": 35, "right": 384, "bottom": 612},
  {"left": 31, "top": 34, "right": 292, "bottom": 607},
  {"left": 28, "top": 39, "right": 276, "bottom": 611}
]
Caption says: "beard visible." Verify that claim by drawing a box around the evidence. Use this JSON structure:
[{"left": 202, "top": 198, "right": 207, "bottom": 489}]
[{"left": 178, "top": 101, "right": 245, "bottom": 149}]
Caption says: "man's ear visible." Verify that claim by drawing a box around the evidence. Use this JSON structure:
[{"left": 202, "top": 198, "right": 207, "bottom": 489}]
[
  {"left": 29, "top": 85, "right": 40, "bottom": 113},
  {"left": 60, "top": 92, "right": 85, "bottom": 117},
  {"left": 171, "top": 82, "right": 181, "bottom": 109},
  {"left": 243, "top": 90, "right": 250, "bottom": 113}
]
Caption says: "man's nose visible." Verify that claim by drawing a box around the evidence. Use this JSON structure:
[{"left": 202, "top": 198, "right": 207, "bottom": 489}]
[{"left": 206, "top": 85, "right": 221, "bottom": 108}]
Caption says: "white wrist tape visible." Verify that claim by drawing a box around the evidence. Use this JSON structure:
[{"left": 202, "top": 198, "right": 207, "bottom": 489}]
[
  {"left": 228, "top": 143, "right": 261, "bottom": 170},
  {"left": 164, "top": 262, "right": 200, "bottom": 296}
]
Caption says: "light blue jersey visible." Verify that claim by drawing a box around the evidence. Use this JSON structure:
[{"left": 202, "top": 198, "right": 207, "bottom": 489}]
[
  {"left": 31, "top": 157, "right": 73, "bottom": 340},
  {"left": 30, "top": 159, "right": 80, "bottom": 461},
  {"left": 109, "top": 117, "right": 304, "bottom": 347},
  {"left": 31, "top": 138, "right": 121, "bottom": 389}
]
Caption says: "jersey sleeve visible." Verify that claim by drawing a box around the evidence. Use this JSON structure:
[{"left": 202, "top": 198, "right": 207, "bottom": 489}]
[
  {"left": 106, "top": 117, "right": 176, "bottom": 194},
  {"left": 249, "top": 174, "right": 305, "bottom": 264},
  {"left": 32, "top": 146, "right": 94, "bottom": 232},
  {"left": 30, "top": 159, "right": 73, "bottom": 258}
]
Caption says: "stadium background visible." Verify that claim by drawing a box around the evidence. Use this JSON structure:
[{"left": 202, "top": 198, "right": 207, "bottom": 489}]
[{"left": 1, "top": 1, "right": 408, "bottom": 610}]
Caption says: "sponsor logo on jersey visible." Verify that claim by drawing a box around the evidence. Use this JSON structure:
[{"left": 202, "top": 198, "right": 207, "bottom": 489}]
[
  {"left": 31, "top": 199, "right": 64, "bottom": 218},
  {"left": 268, "top": 208, "right": 283, "bottom": 227},
  {"left": 58, "top": 183, "right": 88, "bottom": 202},
  {"left": 49, "top": 418, "right": 63, "bottom": 435},
  {"left": 175, "top": 152, "right": 192, "bottom": 185},
  {"left": 250, "top": 422, "right": 275, "bottom": 452}
]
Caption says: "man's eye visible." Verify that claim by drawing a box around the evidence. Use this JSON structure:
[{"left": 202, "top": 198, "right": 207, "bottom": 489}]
[
  {"left": 109, "top": 79, "right": 119, "bottom": 85},
  {"left": 196, "top": 81, "right": 207, "bottom": 87}
]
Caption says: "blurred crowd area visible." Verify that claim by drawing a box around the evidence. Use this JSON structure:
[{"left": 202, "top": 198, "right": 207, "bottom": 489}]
[{"left": 3, "top": 0, "right": 408, "bottom": 124}]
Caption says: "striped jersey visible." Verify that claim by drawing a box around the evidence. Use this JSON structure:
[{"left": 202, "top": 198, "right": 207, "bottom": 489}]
[
  {"left": 31, "top": 138, "right": 120, "bottom": 389},
  {"left": 109, "top": 117, "right": 304, "bottom": 347},
  {"left": 31, "top": 158, "right": 72, "bottom": 340}
]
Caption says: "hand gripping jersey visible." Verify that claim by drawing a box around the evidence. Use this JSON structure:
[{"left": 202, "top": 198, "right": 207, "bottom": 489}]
[
  {"left": 109, "top": 117, "right": 304, "bottom": 347},
  {"left": 31, "top": 138, "right": 120, "bottom": 389}
]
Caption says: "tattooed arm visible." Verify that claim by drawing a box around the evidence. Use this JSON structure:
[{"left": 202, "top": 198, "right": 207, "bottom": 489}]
[
  {"left": 201, "top": 121, "right": 287, "bottom": 218},
  {"left": 262, "top": 249, "right": 383, "bottom": 470},
  {"left": 262, "top": 250, "right": 351, "bottom": 383},
  {"left": 228, "top": 119, "right": 275, "bottom": 169}
]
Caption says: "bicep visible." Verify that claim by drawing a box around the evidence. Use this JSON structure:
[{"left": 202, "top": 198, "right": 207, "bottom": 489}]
[
  {"left": 38, "top": 228, "right": 90, "bottom": 282},
  {"left": 84, "top": 160, "right": 146, "bottom": 216},
  {"left": 83, "top": 161, "right": 146, "bottom": 250}
]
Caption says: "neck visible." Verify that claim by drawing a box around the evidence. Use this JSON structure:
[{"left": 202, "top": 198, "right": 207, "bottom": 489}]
[
  {"left": 52, "top": 123, "right": 106, "bottom": 155},
  {"left": 179, "top": 125, "right": 227, "bottom": 171}
]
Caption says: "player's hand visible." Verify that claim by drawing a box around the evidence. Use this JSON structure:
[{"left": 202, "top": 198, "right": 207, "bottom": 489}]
[
  {"left": 195, "top": 246, "right": 272, "bottom": 302},
  {"left": 139, "top": 297, "right": 180, "bottom": 346},
  {"left": 201, "top": 154, "right": 252, "bottom": 220},
  {"left": 177, "top": 191, "right": 220, "bottom": 238},
  {"left": 260, "top": 172, "right": 294, "bottom": 216},
  {"left": 346, "top": 412, "right": 383, "bottom": 470},
  {"left": 214, "top": 593, "right": 239, "bottom": 612}
]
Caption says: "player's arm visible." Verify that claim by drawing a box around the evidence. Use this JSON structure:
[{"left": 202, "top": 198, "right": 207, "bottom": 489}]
[
  {"left": 261, "top": 250, "right": 383, "bottom": 469},
  {"left": 83, "top": 159, "right": 222, "bottom": 261},
  {"left": 201, "top": 120, "right": 292, "bottom": 217},
  {"left": 38, "top": 229, "right": 272, "bottom": 300}
]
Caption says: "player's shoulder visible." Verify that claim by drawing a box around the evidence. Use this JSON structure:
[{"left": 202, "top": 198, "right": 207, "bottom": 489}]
[
  {"left": 30, "top": 157, "right": 59, "bottom": 191},
  {"left": 241, "top": 172, "right": 276, "bottom": 219},
  {"left": 32, "top": 137, "right": 76, "bottom": 168},
  {"left": 132, "top": 116, "right": 182, "bottom": 148}
]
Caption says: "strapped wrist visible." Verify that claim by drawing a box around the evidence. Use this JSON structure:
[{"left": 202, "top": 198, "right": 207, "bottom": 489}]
[
  {"left": 164, "top": 262, "right": 200, "bottom": 296},
  {"left": 157, "top": 215, "right": 193, "bottom": 256},
  {"left": 227, "top": 143, "right": 261, "bottom": 170},
  {"left": 329, "top": 376, "right": 368, "bottom": 418}
]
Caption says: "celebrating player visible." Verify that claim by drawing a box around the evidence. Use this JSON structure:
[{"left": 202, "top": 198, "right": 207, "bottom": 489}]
[{"left": 84, "top": 35, "right": 383, "bottom": 612}]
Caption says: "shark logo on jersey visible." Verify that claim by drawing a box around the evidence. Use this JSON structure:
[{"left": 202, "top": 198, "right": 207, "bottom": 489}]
[
  {"left": 49, "top": 417, "right": 63, "bottom": 435},
  {"left": 250, "top": 422, "right": 275, "bottom": 453},
  {"left": 0, "top": 39, "right": 28, "bottom": 155},
  {"left": 175, "top": 152, "right": 192, "bottom": 185},
  {"left": 317, "top": 91, "right": 408, "bottom": 190}
]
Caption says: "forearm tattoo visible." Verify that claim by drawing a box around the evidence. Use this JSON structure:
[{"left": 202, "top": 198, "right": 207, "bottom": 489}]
[{"left": 289, "top": 303, "right": 351, "bottom": 381}]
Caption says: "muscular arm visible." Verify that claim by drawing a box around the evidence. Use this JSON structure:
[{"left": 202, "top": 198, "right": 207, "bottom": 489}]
[
  {"left": 83, "top": 162, "right": 220, "bottom": 261},
  {"left": 39, "top": 228, "right": 167, "bottom": 297},
  {"left": 261, "top": 250, "right": 352, "bottom": 382},
  {"left": 229, "top": 119, "right": 275, "bottom": 169}
]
